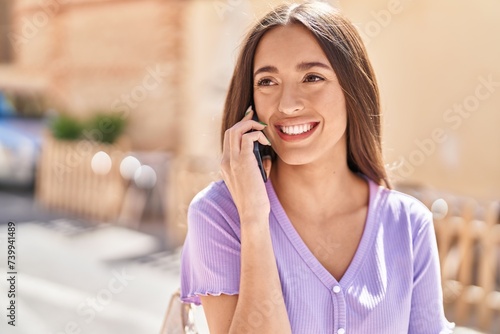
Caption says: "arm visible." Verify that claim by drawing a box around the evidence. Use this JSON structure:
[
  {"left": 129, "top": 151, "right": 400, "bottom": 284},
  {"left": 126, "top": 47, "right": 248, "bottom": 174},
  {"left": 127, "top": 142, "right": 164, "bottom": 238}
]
[
  {"left": 408, "top": 210, "right": 454, "bottom": 333},
  {"left": 200, "top": 294, "right": 238, "bottom": 334},
  {"left": 201, "top": 107, "right": 291, "bottom": 334},
  {"left": 230, "top": 220, "right": 291, "bottom": 333},
  {"left": 201, "top": 222, "right": 290, "bottom": 334}
]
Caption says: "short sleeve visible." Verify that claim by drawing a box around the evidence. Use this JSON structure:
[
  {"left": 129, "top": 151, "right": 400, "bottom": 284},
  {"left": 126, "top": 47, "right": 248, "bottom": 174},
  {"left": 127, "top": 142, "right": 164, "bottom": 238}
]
[
  {"left": 180, "top": 182, "right": 242, "bottom": 305},
  {"left": 408, "top": 209, "right": 455, "bottom": 333}
]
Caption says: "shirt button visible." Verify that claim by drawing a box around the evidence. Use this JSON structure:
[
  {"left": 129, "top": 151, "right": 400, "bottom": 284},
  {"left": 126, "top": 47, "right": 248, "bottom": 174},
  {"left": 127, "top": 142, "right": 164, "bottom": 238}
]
[
  {"left": 337, "top": 328, "right": 346, "bottom": 334},
  {"left": 332, "top": 285, "right": 341, "bottom": 293}
]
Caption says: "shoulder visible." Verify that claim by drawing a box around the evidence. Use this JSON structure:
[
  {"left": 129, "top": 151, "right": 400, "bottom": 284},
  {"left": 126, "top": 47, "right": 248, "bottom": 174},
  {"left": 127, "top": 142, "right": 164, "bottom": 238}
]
[
  {"left": 376, "top": 185, "right": 433, "bottom": 234},
  {"left": 188, "top": 180, "right": 240, "bottom": 228},
  {"left": 381, "top": 187, "right": 431, "bottom": 219},
  {"left": 190, "top": 180, "right": 235, "bottom": 211}
]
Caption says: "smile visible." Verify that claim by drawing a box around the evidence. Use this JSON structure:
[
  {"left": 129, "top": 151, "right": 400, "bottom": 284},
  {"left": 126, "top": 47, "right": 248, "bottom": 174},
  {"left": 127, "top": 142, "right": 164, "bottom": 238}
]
[
  {"left": 275, "top": 122, "right": 319, "bottom": 142},
  {"left": 279, "top": 123, "right": 316, "bottom": 135}
]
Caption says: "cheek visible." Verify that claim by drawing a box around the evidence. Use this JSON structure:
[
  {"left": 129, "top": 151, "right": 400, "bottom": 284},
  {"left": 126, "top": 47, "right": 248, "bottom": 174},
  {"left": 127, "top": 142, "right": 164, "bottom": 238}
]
[
  {"left": 312, "top": 85, "right": 344, "bottom": 107},
  {"left": 254, "top": 92, "right": 278, "bottom": 121},
  {"left": 314, "top": 91, "right": 346, "bottom": 122}
]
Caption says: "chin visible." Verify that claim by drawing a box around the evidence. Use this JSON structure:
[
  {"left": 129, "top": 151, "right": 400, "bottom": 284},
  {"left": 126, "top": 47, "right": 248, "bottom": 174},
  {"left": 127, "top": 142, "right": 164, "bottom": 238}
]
[{"left": 275, "top": 150, "right": 318, "bottom": 166}]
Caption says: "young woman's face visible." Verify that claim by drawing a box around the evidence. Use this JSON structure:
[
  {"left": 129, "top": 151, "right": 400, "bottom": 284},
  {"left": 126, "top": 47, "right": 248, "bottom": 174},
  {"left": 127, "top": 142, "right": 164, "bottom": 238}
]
[{"left": 253, "top": 24, "right": 347, "bottom": 166}]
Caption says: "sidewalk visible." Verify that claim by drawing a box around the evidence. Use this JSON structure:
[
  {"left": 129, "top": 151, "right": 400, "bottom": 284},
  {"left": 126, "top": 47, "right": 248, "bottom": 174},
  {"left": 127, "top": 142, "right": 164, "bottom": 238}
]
[{"left": 0, "top": 219, "right": 208, "bottom": 334}]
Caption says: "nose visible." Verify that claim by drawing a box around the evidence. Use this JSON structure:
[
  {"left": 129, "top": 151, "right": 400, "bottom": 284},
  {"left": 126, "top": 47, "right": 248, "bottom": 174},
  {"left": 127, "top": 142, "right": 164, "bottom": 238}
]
[{"left": 278, "top": 83, "right": 304, "bottom": 115}]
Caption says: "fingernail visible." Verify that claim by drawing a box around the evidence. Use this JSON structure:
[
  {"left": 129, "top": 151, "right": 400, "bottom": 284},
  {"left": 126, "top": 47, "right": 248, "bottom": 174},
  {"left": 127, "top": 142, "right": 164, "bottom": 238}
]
[
  {"left": 263, "top": 134, "right": 271, "bottom": 145},
  {"left": 244, "top": 106, "right": 252, "bottom": 116},
  {"left": 258, "top": 121, "right": 267, "bottom": 126}
]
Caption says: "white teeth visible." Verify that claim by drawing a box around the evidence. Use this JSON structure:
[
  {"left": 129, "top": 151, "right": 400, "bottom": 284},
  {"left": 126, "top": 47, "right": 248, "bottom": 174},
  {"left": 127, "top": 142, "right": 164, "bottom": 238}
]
[{"left": 280, "top": 123, "right": 314, "bottom": 135}]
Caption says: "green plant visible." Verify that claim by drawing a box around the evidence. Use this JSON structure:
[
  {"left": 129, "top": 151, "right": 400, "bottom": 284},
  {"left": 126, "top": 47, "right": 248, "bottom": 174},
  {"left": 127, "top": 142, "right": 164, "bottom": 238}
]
[
  {"left": 50, "top": 115, "right": 83, "bottom": 140},
  {"left": 86, "top": 113, "right": 126, "bottom": 144},
  {"left": 50, "top": 112, "right": 126, "bottom": 144}
]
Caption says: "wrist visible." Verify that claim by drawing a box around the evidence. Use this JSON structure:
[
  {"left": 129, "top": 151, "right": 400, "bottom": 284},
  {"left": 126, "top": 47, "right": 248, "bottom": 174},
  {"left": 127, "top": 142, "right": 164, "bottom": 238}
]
[
  {"left": 240, "top": 217, "right": 271, "bottom": 243},
  {"left": 240, "top": 210, "right": 270, "bottom": 225},
  {"left": 240, "top": 214, "right": 270, "bottom": 231}
]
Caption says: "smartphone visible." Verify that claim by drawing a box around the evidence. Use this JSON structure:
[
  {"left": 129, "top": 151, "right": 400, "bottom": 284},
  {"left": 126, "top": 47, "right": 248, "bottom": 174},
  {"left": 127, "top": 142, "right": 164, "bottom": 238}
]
[{"left": 251, "top": 110, "right": 268, "bottom": 183}]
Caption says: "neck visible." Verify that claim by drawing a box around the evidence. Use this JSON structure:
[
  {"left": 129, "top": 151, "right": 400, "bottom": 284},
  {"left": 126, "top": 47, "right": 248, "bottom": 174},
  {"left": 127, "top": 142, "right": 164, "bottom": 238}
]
[{"left": 270, "top": 155, "right": 368, "bottom": 220}]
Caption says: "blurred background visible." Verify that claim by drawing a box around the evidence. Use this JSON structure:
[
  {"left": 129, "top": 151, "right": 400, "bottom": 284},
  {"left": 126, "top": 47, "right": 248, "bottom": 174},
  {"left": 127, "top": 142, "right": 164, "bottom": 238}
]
[{"left": 0, "top": 0, "right": 499, "bottom": 333}]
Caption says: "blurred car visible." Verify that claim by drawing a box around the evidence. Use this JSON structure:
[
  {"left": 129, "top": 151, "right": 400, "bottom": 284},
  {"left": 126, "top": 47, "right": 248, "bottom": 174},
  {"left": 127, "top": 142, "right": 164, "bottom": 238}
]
[{"left": 0, "top": 89, "right": 48, "bottom": 188}]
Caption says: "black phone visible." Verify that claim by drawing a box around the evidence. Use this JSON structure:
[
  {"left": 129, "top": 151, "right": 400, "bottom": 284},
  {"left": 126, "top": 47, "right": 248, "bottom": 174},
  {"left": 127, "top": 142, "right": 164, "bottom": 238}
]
[{"left": 251, "top": 109, "right": 268, "bottom": 183}]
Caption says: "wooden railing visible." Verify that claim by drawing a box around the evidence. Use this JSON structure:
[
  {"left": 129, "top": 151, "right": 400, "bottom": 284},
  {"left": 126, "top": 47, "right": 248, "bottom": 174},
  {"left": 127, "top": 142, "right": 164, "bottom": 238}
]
[
  {"left": 165, "top": 154, "right": 220, "bottom": 248},
  {"left": 36, "top": 132, "right": 128, "bottom": 222},
  {"left": 434, "top": 201, "right": 500, "bottom": 332},
  {"left": 394, "top": 183, "right": 500, "bottom": 332}
]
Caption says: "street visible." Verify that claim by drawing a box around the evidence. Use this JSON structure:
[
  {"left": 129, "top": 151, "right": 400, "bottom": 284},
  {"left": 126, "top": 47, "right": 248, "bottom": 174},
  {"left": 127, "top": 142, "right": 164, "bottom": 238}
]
[{"left": 0, "top": 188, "right": 208, "bottom": 333}]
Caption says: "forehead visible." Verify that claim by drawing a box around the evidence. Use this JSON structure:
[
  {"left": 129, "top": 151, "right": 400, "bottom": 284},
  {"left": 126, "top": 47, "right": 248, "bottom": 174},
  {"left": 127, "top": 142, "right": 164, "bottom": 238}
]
[{"left": 254, "top": 24, "right": 329, "bottom": 68}]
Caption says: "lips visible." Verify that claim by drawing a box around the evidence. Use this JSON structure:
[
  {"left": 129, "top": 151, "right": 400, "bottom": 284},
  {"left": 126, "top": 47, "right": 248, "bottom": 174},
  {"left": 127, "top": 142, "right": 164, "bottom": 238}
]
[{"left": 275, "top": 122, "right": 319, "bottom": 141}]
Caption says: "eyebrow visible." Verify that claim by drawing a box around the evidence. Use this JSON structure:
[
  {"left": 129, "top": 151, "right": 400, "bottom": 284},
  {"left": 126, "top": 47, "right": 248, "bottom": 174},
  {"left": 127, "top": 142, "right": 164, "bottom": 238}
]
[{"left": 253, "top": 61, "right": 333, "bottom": 77}]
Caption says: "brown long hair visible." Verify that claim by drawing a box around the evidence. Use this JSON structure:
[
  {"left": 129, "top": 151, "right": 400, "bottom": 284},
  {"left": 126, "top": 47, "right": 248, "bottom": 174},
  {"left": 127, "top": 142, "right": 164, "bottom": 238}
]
[{"left": 221, "top": 1, "right": 391, "bottom": 188}]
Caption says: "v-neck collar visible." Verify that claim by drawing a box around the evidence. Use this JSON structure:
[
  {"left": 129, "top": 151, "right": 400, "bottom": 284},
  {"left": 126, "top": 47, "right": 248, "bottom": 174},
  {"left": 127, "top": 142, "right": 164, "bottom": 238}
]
[{"left": 266, "top": 175, "right": 384, "bottom": 289}]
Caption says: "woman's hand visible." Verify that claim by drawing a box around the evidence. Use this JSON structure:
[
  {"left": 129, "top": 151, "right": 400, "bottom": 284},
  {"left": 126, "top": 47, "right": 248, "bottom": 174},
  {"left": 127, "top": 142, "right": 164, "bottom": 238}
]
[{"left": 221, "top": 106, "right": 272, "bottom": 222}]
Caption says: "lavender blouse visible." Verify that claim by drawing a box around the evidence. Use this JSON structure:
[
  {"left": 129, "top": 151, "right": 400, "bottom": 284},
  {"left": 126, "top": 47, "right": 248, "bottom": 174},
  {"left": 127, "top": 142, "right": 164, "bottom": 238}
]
[{"left": 180, "top": 177, "right": 454, "bottom": 333}]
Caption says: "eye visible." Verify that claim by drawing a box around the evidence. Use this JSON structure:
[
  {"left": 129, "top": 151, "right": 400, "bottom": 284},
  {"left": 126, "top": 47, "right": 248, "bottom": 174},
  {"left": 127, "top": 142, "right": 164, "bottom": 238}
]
[
  {"left": 303, "top": 74, "right": 325, "bottom": 83},
  {"left": 256, "top": 78, "right": 276, "bottom": 86}
]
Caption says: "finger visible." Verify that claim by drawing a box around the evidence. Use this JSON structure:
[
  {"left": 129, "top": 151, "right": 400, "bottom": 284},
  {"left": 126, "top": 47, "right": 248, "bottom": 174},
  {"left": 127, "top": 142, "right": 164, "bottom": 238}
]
[
  {"left": 228, "top": 127, "right": 240, "bottom": 161},
  {"left": 242, "top": 105, "right": 253, "bottom": 120},
  {"left": 262, "top": 155, "right": 272, "bottom": 180},
  {"left": 241, "top": 131, "right": 271, "bottom": 153},
  {"left": 231, "top": 118, "right": 267, "bottom": 135},
  {"left": 226, "top": 105, "right": 253, "bottom": 156},
  {"left": 222, "top": 129, "right": 231, "bottom": 164},
  {"left": 257, "top": 133, "right": 272, "bottom": 147},
  {"left": 223, "top": 128, "right": 230, "bottom": 153},
  {"left": 223, "top": 127, "right": 240, "bottom": 164},
  {"left": 228, "top": 120, "right": 267, "bottom": 158}
]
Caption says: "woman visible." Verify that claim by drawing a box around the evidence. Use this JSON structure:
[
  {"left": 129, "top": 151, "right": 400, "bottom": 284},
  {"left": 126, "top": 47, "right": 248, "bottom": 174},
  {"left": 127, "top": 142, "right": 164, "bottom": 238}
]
[{"left": 180, "top": 2, "right": 454, "bottom": 333}]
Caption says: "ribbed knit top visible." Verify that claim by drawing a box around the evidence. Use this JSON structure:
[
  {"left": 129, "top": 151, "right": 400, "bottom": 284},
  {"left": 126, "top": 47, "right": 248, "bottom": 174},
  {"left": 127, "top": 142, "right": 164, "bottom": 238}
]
[{"left": 180, "top": 177, "right": 454, "bottom": 333}]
